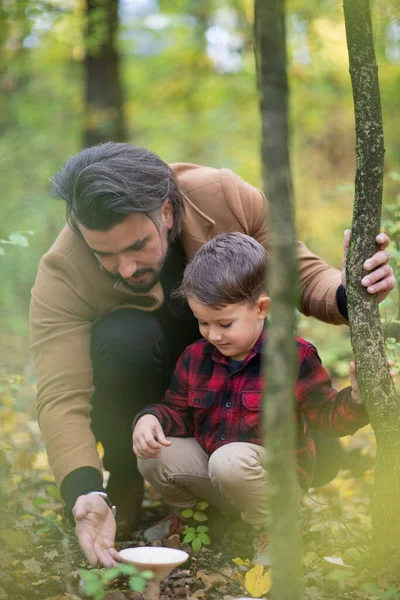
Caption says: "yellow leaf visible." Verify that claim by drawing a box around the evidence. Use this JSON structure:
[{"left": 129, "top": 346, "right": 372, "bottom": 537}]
[
  {"left": 0, "top": 395, "right": 15, "bottom": 408},
  {"left": 303, "top": 551, "right": 318, "bottom": 567},
  {"left": 0, "top": 408, "right": 17, "bottom": 433},
  {"left": 363, "top": 470, "right": 375, "bottom": 484},
  {"left": 97, "top": 441, "right": 105, "bottom": 460},
  {"left": 14, "top": 450, "right": 35, "bottom": 471},
  {"left": 235, "top": 571, "right": 245, "bottom": 585},
  {"left": 245, "top": 565, "right": 272, "bottom": 597},
  {"left": 232, "top": 557, "right": 252, "bottom": 568},
  {"left": 32, "top": 450, "right": 49, "bottom": 471}
]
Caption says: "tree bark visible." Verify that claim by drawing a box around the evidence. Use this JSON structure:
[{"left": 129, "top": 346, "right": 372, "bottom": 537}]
[
  {"left": 84, "top": 0, "right": 127, "bottom": 147},
  {"left": 255, "top": 0, "right": 302, "bottom": 597},
  {"left": 343, "top": 0, "right": 400, "bottom": 565}
]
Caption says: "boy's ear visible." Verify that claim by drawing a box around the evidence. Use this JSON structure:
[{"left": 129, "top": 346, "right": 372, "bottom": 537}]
[{"left": 257, "top": 295, "right": 271, "bottom": 319}]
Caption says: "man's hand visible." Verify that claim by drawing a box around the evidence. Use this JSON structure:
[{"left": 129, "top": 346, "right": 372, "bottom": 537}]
[
  {"left": 133, "top": 415, "right": 171, "bottom": 459},
  {"left": 73, "top": 494, "right": 120, "bottom": 567},
  {"left": 342, "top": 230, "right": 395, "bottom": 303}
]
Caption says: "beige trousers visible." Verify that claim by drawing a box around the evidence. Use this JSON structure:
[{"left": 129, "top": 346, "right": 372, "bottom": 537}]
[{"left": 137, "top": 438, "right": 267, "bottom": 529}]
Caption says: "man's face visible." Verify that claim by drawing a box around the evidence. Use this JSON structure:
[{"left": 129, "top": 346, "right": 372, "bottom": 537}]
[
  {"left": 77, "top": 203, "right": 173, "bottom": 293},
  {"left": 188, "top": 295, "right": 270, "bottom": 361}
]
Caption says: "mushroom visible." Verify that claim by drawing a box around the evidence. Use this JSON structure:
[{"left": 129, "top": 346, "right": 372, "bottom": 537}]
[{"left": 119, "top": 546, "right": 189, "bottom": 600}]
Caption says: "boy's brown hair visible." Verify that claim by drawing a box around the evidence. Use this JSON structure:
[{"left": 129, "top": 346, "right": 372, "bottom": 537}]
[{"left": 176, "top": 232, "right": 269, "bottom": 308}]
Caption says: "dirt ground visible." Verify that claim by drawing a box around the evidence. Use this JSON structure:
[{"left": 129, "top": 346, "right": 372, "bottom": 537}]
[{"left": 2, "top": 373, "right": 399, "bottom": 600}]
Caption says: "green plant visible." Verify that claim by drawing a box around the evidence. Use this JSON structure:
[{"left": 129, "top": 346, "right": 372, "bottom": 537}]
[
  {"left": 181, "top": 501, "right": 211, "bottom": 553},
  {"left": 80, "top": 563, "right": 153, "bottom": 600},
  {"left": 0, "top": 231, "right": 33, "bottom": 255}
]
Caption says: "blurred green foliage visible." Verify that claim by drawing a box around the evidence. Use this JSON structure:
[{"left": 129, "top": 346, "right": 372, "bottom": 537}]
[{"left": 0, "top": 0, "right": 399, "bottom": 372}]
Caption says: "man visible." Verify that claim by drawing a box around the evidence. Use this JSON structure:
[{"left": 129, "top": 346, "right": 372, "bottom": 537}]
[{"left": 30, "top": 142, "right": 394, "bottom": 567}]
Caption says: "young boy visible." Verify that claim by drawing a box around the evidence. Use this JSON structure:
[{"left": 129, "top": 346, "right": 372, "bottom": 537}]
[{"left": 132, "top": 233, "right": 369, "bottom": 565}]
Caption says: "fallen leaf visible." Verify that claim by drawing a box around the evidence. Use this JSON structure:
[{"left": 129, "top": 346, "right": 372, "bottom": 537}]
[
  {"left": 245, "top": 565, "right": 272, "bottom": 597},
  {"left": 188, "top": 591, "right": 206, "bottom": 600},
  {"left": 232, "top": 557, "right": 252, "bottom": 569},
  {"left": 196, "top": 570, "right": 228, "bottom": 591},
  {"left": 303, "top": 552, "right": 318, "bottom": 567},
  {"left": 32, "top": 450, "right": 49, "bottom": 471},
  {"left": 22, "top": 558, "right": 42, "bottom": 574},
  {"left": 44, "top": 549, "right": 59, "bottom": 560},
  {"left": 323, "top": 556, "right": 352, "bottom": 568}
]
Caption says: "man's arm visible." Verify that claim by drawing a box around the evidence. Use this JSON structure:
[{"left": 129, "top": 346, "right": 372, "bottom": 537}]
[
  {"left": 30, "top": 251, "right": 104, "bottom": 503},
  {"left": 228, "top": 172, "right": 394, "bottom": 323},
  {"left": 31, "top": 251, "right": 121, "bottom": 566}
]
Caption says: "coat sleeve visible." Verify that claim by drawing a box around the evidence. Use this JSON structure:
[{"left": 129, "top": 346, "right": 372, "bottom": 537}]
[
  {"left": 30, "top": 251, "right": 102, "bottom": 490},
  {"left": 134, "top": 349, "right": 194, "bottom": 438},
  {"left": 297, "top": 344, "right": 369, "bottom": 436},
  {"left": 223, "top": 170, "right": 347, "bottom": 325}
]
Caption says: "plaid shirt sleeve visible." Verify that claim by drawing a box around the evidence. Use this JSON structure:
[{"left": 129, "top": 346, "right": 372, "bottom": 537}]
[
  {"left": 133, "top": 348, "right": 194, "bottom": 438},
  {"left": 297, "top": 343, "right": 370, "bottom": 436}
]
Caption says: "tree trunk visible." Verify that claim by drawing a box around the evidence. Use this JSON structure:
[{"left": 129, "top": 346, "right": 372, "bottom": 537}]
[
  {"left": 84, "top": 0, "right": 127, "bottom": 147},
  {"left": 255, "top": 1, "right": 302, "bottom": 597},
  {"left": 343, "top": 0, "right": 400, "bottom": 566}
]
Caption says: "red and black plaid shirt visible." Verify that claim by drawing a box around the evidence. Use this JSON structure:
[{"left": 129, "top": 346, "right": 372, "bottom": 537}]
[{"left": 135, "top": 332, "right": 369, "bottom": 487}]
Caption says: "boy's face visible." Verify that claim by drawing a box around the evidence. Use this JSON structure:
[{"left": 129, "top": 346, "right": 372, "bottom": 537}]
[{"left": 188, "top": 295, "right": 271, "bottom": 361}]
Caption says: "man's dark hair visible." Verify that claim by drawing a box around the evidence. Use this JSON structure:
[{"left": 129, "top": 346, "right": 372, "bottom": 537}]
[
  {"left": 50, "top": 142, "right": 184, "bottom": 238},
  {"left": 176, "top": 233, "right": 269, "bottom": 308}
]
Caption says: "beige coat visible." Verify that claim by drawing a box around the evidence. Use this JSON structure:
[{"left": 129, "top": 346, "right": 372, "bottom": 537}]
[{"left": 30, "top": 163, "right": 345, "bottom": 489}]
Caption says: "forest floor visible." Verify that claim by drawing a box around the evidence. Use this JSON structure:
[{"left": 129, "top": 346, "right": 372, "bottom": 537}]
[{"left": 1, "top": 372, "right": 400, "bottom": 600}]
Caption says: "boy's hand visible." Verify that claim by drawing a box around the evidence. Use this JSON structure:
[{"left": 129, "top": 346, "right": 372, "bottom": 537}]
[
  {"left": 350, "top": 360, "right": 397, "bottom": 404},
  {"left": 133, "top": 415, "right": 171, "bottom": 459},
  {"left": 341, "top": 230, "right": 395, "bottom": 303}
]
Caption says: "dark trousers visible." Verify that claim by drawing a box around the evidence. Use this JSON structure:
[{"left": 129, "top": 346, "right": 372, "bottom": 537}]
[{"left": 90, "top": 309, "right": 342, "bottom": 488}]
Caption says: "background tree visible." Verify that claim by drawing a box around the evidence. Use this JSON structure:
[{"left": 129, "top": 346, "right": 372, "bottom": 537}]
[
  {"left": 254, "top": 0, "right": 302, "bottom": 598},
  {"left": 84, "top": 0, "right": 127, "bottom": 145},
  {"left": 344, "top": 0, "right": 400, "bottom": 566}
]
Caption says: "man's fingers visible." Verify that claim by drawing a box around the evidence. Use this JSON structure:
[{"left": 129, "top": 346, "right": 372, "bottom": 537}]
[
  {"left": 362, "top": 264, "right": 392, "bottom": 286},
  {"left": 78, "top": 530, "right": 98, "bottom": 566},
  {"left": 376, "top": 232, "right": 389, "bottom": 249},
  {"left": 366, "top": 276, "right": 396, "bottom": 296},
  {"left": 363, "top": 250, "right": 390, "bottom": 272},
  {"left": 94, "top": 542, "right": 118, "bottom": 568},
  {"left": 343, "top": 229, "right": 351, "bottom": 252},
  {"left": 108, "top": 547, "right": 123, "bottom": 562}
]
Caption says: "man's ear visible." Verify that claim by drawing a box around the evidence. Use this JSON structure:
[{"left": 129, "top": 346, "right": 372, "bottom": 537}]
[
  {"left": 257, "top": 295, "right": 271, "bottom": 319},
  {"left": 161, "top": 200, "right": 174, "bottom": 230}
]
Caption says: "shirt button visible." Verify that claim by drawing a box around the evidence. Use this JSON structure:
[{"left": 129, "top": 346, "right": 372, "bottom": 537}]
[
  {"left": 225, "top": 402, "right": 232, "bottom": 408},
  {"left": 220, "top": 434, "right": 227, "bottom": 441},
  {"left": 194, "top": 398, "right": 200, "bottom": 404}
]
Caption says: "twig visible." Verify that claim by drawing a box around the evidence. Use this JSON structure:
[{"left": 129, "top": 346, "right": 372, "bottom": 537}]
[{"left": 300, "top": 486, "right": 365, "bottom": 546}]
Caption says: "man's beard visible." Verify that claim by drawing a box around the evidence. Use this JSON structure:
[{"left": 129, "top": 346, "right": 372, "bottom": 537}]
[
  {"left": 106, "top": 237, "right": 172, "bottom": 293},
  {"left": 120, "top": 268, "right": 162, "bottom": 293}
]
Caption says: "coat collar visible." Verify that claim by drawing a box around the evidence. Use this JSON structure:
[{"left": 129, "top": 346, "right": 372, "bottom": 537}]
[
  {"left": 180, "top": 192, "right": 215, "bottom": 258},
  {"left": 202, "top": 329, "right": 265, "bottom": 365}
]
